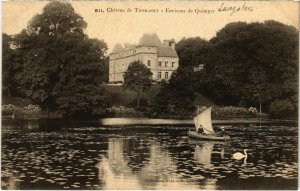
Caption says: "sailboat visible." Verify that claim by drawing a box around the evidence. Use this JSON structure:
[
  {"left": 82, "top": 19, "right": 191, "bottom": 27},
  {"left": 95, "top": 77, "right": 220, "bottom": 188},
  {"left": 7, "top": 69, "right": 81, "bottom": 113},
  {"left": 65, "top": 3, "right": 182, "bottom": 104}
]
[{"left": 189, "top": 107, "right": 230, "bottom": 141}]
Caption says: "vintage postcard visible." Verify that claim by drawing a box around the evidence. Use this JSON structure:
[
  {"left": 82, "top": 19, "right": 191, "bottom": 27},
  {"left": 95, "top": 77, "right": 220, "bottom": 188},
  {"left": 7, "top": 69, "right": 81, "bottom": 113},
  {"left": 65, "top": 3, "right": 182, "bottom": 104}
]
[{"left": 2, "top": 0, "right": 299, "bottom": 190}]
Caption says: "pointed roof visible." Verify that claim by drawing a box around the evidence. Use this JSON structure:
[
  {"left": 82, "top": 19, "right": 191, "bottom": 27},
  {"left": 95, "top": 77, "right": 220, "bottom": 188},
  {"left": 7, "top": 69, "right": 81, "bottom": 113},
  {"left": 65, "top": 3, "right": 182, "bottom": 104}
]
[
  {"left": 138, "top": 33, "right": 162, "bottom": 47},
  {"left": 111, "top": 34, "right": 178, "bottom": 58}
]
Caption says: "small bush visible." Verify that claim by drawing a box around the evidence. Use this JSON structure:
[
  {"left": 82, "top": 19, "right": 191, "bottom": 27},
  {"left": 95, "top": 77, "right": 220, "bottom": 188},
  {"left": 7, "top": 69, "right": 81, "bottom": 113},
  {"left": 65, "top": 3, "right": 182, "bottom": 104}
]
[
  {"left": 23, "top": 104, "right": 42, "bottom": 113},
  {"left": 269, "top": 99, "right": 296, "bottom": 117},
  {"left": 104, "top": 106, "right": 143, "bottom": 117},
  {"left": 2, "top": 104, "right": 17, "bottom": 115},
  {"left": 248, "top": 107, "right": 258, "bottom": 114},
  {"left": 2, "top": 104, "right": 42, "bottom": 117}
]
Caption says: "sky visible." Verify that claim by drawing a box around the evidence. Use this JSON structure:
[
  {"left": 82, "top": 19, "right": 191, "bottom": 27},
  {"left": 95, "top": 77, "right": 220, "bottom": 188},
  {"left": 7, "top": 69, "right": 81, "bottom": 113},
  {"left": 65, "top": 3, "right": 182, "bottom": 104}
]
[{"left": 2, "top": 1, "right": 299, "bottom": 53}]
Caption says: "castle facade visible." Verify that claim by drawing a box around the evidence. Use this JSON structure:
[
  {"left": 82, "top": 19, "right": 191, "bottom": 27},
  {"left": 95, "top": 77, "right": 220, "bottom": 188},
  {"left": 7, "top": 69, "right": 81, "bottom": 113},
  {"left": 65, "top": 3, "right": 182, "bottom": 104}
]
[{"left": 109, "top": 33, "right": 179, "bottom": 83}]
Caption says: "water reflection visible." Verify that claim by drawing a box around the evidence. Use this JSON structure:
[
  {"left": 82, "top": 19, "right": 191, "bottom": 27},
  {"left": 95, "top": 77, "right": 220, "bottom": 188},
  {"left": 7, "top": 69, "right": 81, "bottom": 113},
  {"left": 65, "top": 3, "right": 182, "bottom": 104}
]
[
  {"left": 192, "top": 141, "right": 225, "bottom": 168},
  {"left": 97, "top": 138, "right": 201, "bottom": 190},
  {"left": 2, "top": 119, "right": 39, "bottom": 130},
  {"left": 1, "top": 120, "right": 298, "bottom": 190},
  {"left": 123, "top": 138, "right": 150, "bottom": 172},
  {"left": 1, "top": 172, "right": 20, "bottom": 190}
]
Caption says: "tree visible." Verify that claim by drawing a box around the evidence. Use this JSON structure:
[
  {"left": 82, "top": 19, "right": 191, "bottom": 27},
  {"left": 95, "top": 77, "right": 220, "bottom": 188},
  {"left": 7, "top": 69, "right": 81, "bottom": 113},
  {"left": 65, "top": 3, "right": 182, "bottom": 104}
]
[
  {"left": 151, "top": 37, "right": 210, "bottom": 117},
  {"left": 123, "top": 61, "right": 152, "bottom": 109},
  {"left": 28, "top": 1, "right": 87, "bottom": 37},
  {"left": 175, "top": 37, "right": 211, "bottom": 68},
  {"left": 152, "top": 67, "right": 197, "bottom": 117},
  {"left": 53, "top": 37, "right": 110, "bottom": 117},
  {"left": 206, "top": 20, "right": 298, "bottom": 116},
  {"left": 175, "top": 37, "right": 212, "bottom": 102},
  {"left": 269, "top": 99, "right": 295, "bottom": 117},
  {"left": 11, "top": 2, "right": 109, "bottom": 117},
  {"left": 2, "top": 33, "right": 16, "bottom": 97}
]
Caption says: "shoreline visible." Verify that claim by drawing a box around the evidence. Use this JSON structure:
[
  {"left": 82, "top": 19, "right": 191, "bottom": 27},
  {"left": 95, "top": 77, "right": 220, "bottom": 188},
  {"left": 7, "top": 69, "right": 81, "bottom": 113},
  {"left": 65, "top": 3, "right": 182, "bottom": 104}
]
[{"left": 2, "top": 116, "right": 297, "bottom": 126}]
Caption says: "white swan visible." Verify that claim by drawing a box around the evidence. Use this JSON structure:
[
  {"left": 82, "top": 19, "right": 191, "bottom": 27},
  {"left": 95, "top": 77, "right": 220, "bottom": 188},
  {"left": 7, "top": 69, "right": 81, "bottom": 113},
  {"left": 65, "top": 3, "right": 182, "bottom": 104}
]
[{"left": 233, "top": 149, "right": 248, "bottom": 160}]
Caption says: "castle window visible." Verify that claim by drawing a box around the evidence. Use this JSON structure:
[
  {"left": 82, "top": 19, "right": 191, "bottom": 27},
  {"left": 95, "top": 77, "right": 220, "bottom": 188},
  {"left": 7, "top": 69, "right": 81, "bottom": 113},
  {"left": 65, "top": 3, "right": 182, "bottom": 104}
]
[
  {"left": 158, "top": 72, "right": 162, "bottom": 79},
  {"left": 158, "top": 61, "right": 162, "bottom": 67},
  {"left": 172, "top": 62, "right": 175, "bottom": 67},
  {"left": 165, "top": 72, "right": 169, "bottom": 79},
  {"left": 147, "top": 60, "right": 151, "bottom": 66},
  {"left": 165, "top": 61, "right": 168, "bottom": 67}
]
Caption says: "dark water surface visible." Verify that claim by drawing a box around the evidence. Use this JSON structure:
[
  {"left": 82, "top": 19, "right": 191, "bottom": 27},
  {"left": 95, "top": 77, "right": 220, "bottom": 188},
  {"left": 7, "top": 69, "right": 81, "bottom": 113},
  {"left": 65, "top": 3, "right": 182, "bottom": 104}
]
[{"left": 1, "top": 119, "right": 298, "bottom": 190}]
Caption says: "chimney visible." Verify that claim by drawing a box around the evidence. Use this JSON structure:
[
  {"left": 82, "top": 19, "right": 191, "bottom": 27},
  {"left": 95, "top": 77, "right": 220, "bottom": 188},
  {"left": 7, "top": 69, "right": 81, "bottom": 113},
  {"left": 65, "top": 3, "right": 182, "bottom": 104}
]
[
  {"left": 163, "top": 40, "right": 170, "bottom": 47},
  {"left": 163, "top": 39, "right": 175, "bottom": 49},
  {"left": 171, "top": 41, "right": 175, "bottom": 49}
]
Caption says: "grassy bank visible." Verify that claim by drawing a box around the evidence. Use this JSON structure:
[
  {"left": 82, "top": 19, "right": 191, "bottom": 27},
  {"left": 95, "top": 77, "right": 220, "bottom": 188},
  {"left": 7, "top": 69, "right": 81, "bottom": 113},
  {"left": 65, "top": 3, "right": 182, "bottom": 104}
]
[
  {"left": 100, "top": 84, "right": 161, "bottom": 107},
  {"left": 2, "top": 91, "right": 271, "bottom": 120}
]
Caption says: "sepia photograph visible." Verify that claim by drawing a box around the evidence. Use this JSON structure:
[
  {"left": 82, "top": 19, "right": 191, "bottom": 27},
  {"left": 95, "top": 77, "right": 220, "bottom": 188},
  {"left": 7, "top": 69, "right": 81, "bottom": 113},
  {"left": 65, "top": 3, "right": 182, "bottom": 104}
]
[{"left": 1, "top": 0, "right": 299, "bottom": 190}]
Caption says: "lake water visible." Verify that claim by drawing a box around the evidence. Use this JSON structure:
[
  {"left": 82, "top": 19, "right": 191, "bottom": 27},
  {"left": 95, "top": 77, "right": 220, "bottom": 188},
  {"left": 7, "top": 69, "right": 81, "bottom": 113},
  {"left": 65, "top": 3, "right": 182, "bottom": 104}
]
[{"left": 1, "top": 119, "right": 298, "bottom": 190}]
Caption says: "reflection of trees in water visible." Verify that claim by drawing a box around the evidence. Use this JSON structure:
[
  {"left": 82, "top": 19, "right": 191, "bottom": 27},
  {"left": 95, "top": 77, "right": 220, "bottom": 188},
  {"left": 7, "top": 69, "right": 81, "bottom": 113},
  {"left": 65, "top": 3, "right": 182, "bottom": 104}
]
[
  {"left": 137, "top": 140, "right": 178, "bottom": 188},
  {"left": 1, "top": 172, "right": 20, "bottom": 190},
  {"left": 2, "top": 119, "right": 39, "bottom": 132},
  {"left": 97, "top": 138, "right": 201, "bottom": 190},
  {"left": 193, "top": 141, "right": 224, "bottom": 168},
  {"left": 194, "top": 142, "right": 215, "bottom": 168},
  {"left": 102, "top": 138, "right": 155, "bottom": 175},
  {"left": 97, "top": 138, "right": 146, "bottom": 189},
  {"left": 163, "top": 140, "right": 226, "bottom": 189},
  {"left": 122, "top": 138, "right": 150, "bottom": 172}
]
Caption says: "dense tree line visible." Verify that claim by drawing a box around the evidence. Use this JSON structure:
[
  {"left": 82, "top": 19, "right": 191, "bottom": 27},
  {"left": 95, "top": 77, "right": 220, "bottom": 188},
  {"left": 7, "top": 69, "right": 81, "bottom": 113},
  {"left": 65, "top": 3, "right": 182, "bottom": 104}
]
[
  {"left": 153, "top": 21, "right": 298, "bottom": 118},
  {"left": 151, "top": 37, "right": 211, "bottom": 117},
  {"left": 3, "top": 2, "right": 109, "bottom": 117},
  {"left": 3, "top": 2, "right": 297, "bottom": 118}
]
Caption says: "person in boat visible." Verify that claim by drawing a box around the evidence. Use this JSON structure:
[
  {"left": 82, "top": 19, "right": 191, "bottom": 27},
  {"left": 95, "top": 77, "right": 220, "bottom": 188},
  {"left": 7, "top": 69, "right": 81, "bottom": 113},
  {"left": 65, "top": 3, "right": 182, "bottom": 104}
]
[
  {"left": 218, "top": 126, "right": 228, "bottom": 137},
  {"left": 197, "top": 125, "right": 204, "bottom": 134}
]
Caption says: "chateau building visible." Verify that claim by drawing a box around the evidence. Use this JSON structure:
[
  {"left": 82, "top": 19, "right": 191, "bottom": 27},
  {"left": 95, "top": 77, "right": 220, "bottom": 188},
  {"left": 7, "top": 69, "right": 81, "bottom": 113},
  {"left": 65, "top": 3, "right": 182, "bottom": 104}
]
[{"left": 109, "top": 33, "right": 179, "bottom": 83}]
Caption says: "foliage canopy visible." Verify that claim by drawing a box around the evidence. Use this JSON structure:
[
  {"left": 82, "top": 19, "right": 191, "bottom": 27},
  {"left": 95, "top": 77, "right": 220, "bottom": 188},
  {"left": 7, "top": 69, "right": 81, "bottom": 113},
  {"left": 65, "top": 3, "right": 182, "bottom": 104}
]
[
  {"left": 4, "top": 2, "right": 109, "bottom": 117},
  {"left": 153, "top": 20, "right": 298, "bottom": 117},
  {"left": 123, "top": 61, "right": 153, "bottom": 109}
]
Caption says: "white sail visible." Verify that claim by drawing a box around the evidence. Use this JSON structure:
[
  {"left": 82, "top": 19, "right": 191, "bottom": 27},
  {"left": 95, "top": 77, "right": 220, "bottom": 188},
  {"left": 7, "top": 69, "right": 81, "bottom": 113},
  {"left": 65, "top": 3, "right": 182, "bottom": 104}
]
[{"left": 194, "top": 107, "right": 215, "bottom": 134}]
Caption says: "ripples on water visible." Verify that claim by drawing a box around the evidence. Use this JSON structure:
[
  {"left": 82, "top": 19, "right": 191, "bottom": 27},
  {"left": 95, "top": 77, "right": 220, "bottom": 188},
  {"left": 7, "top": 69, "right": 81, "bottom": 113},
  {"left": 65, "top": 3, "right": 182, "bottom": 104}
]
[{"left": 1, "top": 119, "right": 298, "bottom": 190}]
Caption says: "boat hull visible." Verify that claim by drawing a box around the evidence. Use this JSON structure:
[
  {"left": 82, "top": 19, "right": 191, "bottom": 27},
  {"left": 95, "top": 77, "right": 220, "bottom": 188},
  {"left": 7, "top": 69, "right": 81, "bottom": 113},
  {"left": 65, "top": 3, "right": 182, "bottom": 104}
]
[{"left": 188, "top": 130, "right": 230, "bottom": 141}]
